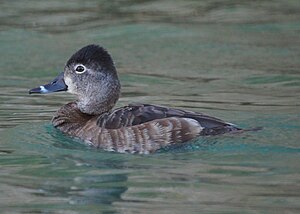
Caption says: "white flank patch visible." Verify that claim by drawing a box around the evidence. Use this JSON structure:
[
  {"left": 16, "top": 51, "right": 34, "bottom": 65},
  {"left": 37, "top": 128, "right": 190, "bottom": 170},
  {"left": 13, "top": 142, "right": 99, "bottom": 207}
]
[
  {"left": 226, "top": 122, "right": 237, "bottom": 127},
  {"left": 182, "top": 118, "right": 203, "bottom": 133}
]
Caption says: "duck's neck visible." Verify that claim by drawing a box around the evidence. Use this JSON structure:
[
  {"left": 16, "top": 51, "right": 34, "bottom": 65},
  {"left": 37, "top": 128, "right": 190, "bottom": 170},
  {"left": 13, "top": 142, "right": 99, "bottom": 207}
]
[
  {"left": 76, "top": 77, "right": 121, "bottom": 115},
  {"left": 77, "top": 96, "right": 116, "bottom": 115}
]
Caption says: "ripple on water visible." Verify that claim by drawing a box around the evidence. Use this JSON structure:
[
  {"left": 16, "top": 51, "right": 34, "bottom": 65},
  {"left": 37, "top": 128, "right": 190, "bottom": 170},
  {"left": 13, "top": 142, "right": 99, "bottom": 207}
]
[
  {"left": 0, "top": 119, "right": 299, "bottom": 212},
  {"left": 1, "top": 0, "right": 300, "bottom": 213}
]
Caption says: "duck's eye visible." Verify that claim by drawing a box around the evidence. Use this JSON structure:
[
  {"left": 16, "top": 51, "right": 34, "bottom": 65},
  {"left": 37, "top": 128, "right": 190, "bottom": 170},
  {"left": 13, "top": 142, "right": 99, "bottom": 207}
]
[{"left": 75, "top": 65, "right": 86, "bottom": 74}]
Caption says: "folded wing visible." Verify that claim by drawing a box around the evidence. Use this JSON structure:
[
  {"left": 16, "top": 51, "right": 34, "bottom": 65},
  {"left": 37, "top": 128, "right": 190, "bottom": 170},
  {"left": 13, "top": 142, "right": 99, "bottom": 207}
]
[{"left": 97, "top": 103, "right": 240, "bottom": 135}]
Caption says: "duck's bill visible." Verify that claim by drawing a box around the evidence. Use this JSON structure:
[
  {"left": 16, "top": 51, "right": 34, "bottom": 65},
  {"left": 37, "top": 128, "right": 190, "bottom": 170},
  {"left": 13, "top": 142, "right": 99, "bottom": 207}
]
[{"left": 29, "top": 72, "right": 68, "bottom": 94}]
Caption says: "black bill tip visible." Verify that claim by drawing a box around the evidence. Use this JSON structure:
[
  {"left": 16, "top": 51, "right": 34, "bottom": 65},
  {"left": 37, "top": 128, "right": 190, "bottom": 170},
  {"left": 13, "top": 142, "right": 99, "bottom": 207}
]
[{"left": 29, "top": 86, "right": 49, "bottom": 94}]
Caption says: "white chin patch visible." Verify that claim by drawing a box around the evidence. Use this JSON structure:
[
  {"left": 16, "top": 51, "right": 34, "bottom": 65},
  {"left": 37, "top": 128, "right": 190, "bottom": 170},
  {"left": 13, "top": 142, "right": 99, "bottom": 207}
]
[{"left": 64, "top": 76, "right": 75, "bottom": 93}]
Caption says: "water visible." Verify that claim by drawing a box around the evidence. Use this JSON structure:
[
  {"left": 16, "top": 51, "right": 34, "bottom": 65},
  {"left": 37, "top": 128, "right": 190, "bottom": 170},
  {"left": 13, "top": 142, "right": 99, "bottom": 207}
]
[{"left": 1, "top": 0, "right": 300, "bottom": 213}]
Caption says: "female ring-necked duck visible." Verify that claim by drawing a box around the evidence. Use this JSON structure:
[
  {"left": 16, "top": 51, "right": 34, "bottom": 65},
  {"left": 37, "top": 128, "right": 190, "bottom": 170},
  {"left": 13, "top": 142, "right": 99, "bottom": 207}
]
[{"left": 30, "top": 44, "right": 242, "bottom": 154}]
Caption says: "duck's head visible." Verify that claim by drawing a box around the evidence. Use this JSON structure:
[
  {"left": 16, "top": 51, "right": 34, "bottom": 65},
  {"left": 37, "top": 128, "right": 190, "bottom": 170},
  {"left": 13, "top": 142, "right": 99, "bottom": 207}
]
[{"left": 29, "top": 45, "right": 121, "bottom": 115}]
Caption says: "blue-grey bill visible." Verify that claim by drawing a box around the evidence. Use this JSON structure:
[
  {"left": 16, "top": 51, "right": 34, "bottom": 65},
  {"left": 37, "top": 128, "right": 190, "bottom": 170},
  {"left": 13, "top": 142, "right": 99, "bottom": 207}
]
[{"left": 29, "top": 72, "right": 67, "bottom": 94}]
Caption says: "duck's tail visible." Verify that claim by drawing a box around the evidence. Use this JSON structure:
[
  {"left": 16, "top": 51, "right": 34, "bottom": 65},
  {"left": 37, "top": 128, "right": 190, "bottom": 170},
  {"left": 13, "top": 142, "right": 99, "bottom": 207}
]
[
  {"left": 230, "top": 126, "right": 263, "bottom": 134},
  {"left": 201, "top": 125, "right": 263, "bottom": 136}
]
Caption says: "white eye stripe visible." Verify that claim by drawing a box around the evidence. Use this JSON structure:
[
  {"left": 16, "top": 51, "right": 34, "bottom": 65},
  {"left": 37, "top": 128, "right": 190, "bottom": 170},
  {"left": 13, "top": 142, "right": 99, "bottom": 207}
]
[{"left": 75, "top": 64, "right": 86, "bottom": 74}]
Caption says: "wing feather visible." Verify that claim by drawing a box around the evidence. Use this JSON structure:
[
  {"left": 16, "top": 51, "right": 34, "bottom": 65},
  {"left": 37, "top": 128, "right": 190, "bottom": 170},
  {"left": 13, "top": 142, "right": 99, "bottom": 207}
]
[{"left": 96, "top": 103, "right": 238, "bottom": 133}]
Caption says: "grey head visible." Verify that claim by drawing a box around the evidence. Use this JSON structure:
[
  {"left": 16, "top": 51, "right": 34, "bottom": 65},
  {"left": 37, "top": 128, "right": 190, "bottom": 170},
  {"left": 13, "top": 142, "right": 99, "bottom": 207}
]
[{"left": 29, "top": 45, "right": 121, "bottom": 115}]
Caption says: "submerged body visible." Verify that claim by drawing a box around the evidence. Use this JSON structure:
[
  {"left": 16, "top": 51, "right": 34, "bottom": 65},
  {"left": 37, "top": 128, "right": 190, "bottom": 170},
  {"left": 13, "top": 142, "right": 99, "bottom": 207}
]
[{"left": 30, "top": 45, "right": 241, "bottom": 154}]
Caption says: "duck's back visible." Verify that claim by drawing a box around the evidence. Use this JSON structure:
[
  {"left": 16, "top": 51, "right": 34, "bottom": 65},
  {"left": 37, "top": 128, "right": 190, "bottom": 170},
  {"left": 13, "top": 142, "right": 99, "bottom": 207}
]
[
  {"left": 52, "top": 103, "right": 239, "bottom": 154},
  {"left": 97, "top": 104, "right": 239, "bottom": 135}
]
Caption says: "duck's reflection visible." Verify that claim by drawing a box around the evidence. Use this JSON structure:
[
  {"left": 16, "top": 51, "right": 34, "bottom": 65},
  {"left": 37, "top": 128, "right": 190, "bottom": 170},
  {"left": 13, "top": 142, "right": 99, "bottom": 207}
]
[
  {"left": 67, "top": 173, "right": 128, "bottom": 205},
  {"left": 31, "top": 155, "right": 129, "bottom": 210},
  {"left": 26, "top": 125, "right": 130, "bottom": 210}
]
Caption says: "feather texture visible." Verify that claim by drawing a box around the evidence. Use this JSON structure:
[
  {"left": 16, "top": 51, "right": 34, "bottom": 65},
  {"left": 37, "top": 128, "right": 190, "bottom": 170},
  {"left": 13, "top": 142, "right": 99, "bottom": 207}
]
[
  {"left": 52, "top": 102, "right": 239, "bottom": 154},
  {"left": 96, "top": 103, "right": 230, "bottom": 129},
  {"left": 31, "top": 45, "right": 244, "bottom": 154}
]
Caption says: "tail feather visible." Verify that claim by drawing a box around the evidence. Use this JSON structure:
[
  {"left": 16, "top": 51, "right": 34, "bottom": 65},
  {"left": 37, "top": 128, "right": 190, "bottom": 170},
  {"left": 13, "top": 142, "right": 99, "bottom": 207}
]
[{"left": 200, "top": 126, "right": 262, "bottom": 136}]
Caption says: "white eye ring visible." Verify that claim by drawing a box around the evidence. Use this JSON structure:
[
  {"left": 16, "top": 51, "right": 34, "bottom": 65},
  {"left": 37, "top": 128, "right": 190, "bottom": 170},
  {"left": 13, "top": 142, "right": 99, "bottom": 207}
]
[{"left": 75, "top": 64, "right": 86, "bottom": 74}]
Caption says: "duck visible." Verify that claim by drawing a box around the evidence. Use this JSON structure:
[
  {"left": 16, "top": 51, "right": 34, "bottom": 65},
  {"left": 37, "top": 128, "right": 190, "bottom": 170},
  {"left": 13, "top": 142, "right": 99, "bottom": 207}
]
[{"left": 29, "top": 44, "right": 242, "bottom": 154}]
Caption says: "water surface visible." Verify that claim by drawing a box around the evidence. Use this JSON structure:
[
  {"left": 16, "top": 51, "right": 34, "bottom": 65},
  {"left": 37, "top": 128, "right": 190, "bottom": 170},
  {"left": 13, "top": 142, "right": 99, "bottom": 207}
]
[{"left": 0, "top": 0, "right": 300, "bottom": 213}]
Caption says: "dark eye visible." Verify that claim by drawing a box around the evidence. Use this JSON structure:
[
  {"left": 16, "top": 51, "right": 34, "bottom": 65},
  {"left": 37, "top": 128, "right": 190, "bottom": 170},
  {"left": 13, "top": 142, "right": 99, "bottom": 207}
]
[{"left": 75, "top": 65, "right": 86, "bottom": 74}]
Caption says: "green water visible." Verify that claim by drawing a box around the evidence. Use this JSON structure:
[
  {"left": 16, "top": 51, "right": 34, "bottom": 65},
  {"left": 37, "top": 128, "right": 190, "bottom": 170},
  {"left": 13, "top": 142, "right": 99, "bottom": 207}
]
[{"left": 1, "top": 0, "right": 300, "bottom": 213}]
